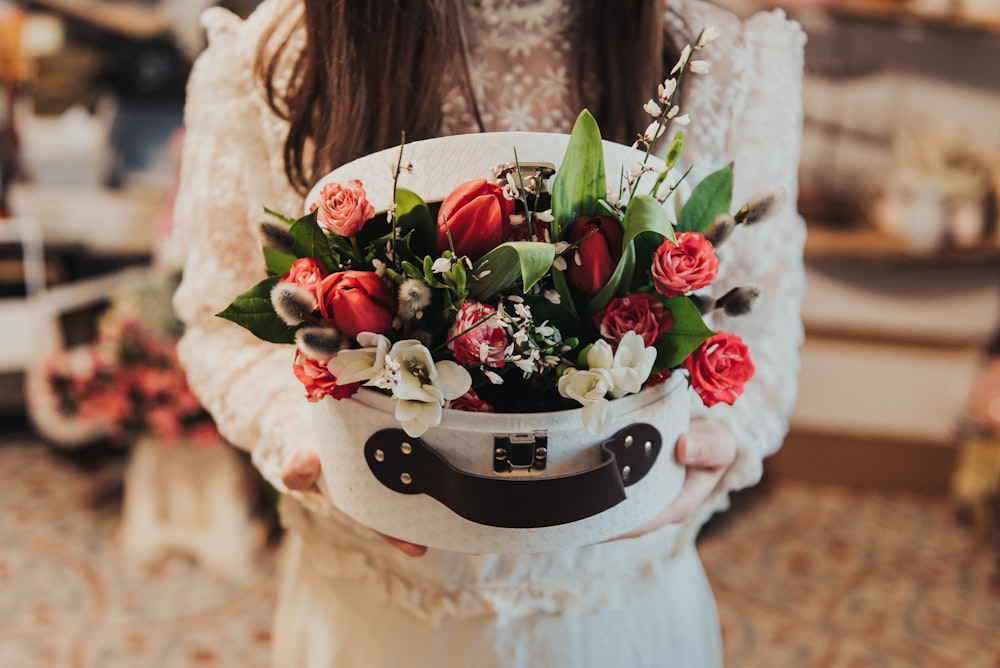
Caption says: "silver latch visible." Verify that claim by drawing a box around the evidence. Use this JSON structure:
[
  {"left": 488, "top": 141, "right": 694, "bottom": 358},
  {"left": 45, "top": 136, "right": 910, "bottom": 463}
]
[{"left": 493, "top": 431, "right": 548, "bottom": 474}]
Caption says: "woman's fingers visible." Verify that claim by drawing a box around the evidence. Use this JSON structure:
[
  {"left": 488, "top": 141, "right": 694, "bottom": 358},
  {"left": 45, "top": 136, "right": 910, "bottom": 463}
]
[
  {"left": 280, "top": 448, "right": 322, "bottom": 491},
  {"left": 375, "top": 532, "right": 428, "bottom": 557}
]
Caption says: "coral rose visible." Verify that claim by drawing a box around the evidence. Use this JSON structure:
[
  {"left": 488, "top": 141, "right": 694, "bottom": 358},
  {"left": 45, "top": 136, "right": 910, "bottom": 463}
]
[
  {"left": 594, "top": 292, "right": 674, "bottom": 347},
  {"left": 447, "top": 300, "right": 510, "bottom": 368},
  {"left": 316, "top": 270, "right": 396, "bottom": 339},
  {"left": 436, "top": 179, "right": 515, "bottom": 260},
  {"left": 293, "top": 350, "right": 360, "bottom": 402},
  {"left": 282, "top": 257, "right": 329, "bottom": 291},
  {"left": 650, "top": 231, "right": 719, "bottom": 297},
  {"left": 684, "top": 332, "right": 755, "bottom": 407},
  {"left": 312, "top": 179, "right": 375, "bottom": 237}
]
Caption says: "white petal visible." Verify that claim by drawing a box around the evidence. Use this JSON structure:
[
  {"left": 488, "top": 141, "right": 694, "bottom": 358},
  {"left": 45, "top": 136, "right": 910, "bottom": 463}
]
[
  {"left": 433, "top": 361, "right": 473, "bottom": 400},
  {"left": 586, "top": 340, "right": 615, "bottom": 370},
  {"left": 581, "top": 399, "right": 611, "bottom": 435}
]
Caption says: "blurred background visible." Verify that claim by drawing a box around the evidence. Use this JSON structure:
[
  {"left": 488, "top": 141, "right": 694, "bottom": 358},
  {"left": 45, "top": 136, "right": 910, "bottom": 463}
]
[{"left": 1, "top": 0, "right": 998, "bottom": 666}]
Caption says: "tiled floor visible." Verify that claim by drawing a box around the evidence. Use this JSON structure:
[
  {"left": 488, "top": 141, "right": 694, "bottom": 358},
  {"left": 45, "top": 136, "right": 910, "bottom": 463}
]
[{"left": 2, "top": 435, "right": 998, "bottom": 667}]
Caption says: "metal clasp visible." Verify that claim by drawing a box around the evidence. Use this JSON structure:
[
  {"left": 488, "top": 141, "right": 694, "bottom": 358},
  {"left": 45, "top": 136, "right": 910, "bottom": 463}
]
[
  {"left": 492, "top": 162, "right": 556, "bottom": 193},
  {"left": 493, "top": 431, "right": 548, "bottom": 474}
]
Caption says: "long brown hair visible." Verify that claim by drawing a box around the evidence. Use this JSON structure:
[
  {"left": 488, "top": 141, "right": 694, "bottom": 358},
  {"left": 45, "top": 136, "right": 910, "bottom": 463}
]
[{"left": 258, "top": 1, "right": 678, "bottom": 194}]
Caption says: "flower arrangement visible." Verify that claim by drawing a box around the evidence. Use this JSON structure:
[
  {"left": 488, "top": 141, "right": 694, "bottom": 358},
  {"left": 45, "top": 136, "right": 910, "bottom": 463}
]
[
  {"left": 42, "top": 281, "right": 220, "bottom": 446},
  {"left": 220, "top": 28, "right": 783, "bottom": 438}
]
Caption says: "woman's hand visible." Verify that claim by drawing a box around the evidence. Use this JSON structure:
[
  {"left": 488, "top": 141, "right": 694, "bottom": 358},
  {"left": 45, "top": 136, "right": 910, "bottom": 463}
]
[
  {"left": 280, "top": 449, "right": 428, "bottom": 557},
  {"left": 610, "top": 420, "right": 737, "bottom": 541}
]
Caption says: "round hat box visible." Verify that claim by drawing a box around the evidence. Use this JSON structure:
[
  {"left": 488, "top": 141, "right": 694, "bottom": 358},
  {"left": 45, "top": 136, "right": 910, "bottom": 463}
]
[{"left": 306, "top": 132, "right": 690, "bottom": 554}]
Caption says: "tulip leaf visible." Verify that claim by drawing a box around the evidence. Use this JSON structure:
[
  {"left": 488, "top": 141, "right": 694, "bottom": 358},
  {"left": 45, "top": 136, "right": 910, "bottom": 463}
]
[
  {"left": 468, "top": 242, "right": 555, "bottom": 301},
  {"left": 263, "top": 247, "right": 295, "bottom": 276},
  {"left": 288, "top": 212, "right": 338, "bottom": 269},
  {"left": 676, "top": 164, "right": 733, "bottom": 234},
  {"left": 655, "top": 296, "right": 713, "bottom": 369},
  {"left": 551, "top": 110, "right": 606, "bottom": 237},
  {"left": 585, "top": 195, "right": 674, "bottom": 315},
  {"left": 217, "top": 276, "right": 297, "bottom": 344},
  {"left": 393, "top": 188, "right": 435, "bottom": 256},
  {"left": 550, "top": 268, "right": 578, "bottom": 321}
]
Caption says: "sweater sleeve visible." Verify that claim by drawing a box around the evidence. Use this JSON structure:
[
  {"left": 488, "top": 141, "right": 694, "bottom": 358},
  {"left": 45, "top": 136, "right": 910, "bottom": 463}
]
[
  {"left": 172, "top": 3, "right": 334, "bottom": 514},
  {"left": 679, "top": 7, "right": 809, "bottom": 536}
]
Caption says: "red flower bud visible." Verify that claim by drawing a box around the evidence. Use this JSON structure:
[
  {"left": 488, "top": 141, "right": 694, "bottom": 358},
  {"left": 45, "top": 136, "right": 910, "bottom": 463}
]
[
  {"left": 316, "top": 270, "right": 396, "bottom": 340},
  {"left": 436, "top": 179, "right": 514, "bottom": 260},
  {"left": 565, "top": 216, "right": 624, "bottom": 294}
]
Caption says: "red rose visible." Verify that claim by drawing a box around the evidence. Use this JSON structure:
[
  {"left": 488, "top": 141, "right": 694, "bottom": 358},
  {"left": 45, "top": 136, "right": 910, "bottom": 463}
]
[
  {"left": 436, "top": 179, "right": 515, "bottom": 260},
  {"left": 684, "top": 332, "right": 755, "bottom": 407},
  {"left": 282, "top": 257, "right": 329, "bottom": 292},
  {"left": 293, "top": 350, "right": 360, "bottom": 402},
  {"left": 312, "top": 179, "right": 375, "bottom": 237},
  {"left": 565, "top": 215, "right": 624, "bottom": 294},
  {"left": 316, "top": 270, "right": 396, "bottom": 339},
  {"left": 650, "top": 231, "right": 719, "bottom": 297},
  {"left": 447, "top": 300, "right": 510, "bottom": 368},
  {"left": 595, "top": 292, "right": 674, "bottom": 347},
  {"left": 447, "top": 388, "right": 494, "bottom": 413}
]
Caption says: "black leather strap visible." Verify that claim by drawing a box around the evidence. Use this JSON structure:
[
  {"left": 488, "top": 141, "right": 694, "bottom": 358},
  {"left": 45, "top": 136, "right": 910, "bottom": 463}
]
[{"left": 363, "top": 423, "right": 662, "bottom": 528}]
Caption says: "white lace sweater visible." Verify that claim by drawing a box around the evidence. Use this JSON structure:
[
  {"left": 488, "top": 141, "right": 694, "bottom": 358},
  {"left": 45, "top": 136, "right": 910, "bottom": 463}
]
[{"left": 173, "top": 0, "right": 806, "bottom": 622}]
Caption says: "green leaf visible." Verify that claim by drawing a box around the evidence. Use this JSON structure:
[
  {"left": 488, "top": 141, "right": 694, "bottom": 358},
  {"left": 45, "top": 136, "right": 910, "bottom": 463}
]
[
  {"left": 216, "top": 276, "right": 297, "bottom": 344},
  {"left": 288, "top": 212, "right": 338, "bottom": 268},
  {"left": 394, "top": 188, "right": 435, "bottom": 255},
  {"left": 656, "top": 296, "right": 713, "bottom": 369},
  {"left": 468, "top": 242, "right": 555, "bottom": 301},
  {"left": 521, "top": 293, "right": 578, "bottom": 340},
  {"left": 586, "top": 195, "right": 674, "bottom": 315},
  {"left": 263, "top": 246, "right": 295, "bottom": 276},
  {"left": 550, "top": 268, "right": 578, "bottom": 321},
  {"left": 551, "top": 110, "right": 606, "bottom": 237},
  {"left": 676, "top": 164, "right": 734, "bottom": 234},
  {"left": 263, "top": 206, "right": 296, "bottom": 225}
]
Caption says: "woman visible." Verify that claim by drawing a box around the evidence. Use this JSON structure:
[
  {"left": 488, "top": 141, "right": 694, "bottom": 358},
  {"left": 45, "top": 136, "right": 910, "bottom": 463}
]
[{"left": 173, "top": 1, "right": 807, "bottom": 665}]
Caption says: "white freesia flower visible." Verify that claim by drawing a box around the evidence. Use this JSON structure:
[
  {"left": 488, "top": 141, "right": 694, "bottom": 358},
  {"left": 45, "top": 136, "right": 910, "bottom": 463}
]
[
  {"left": 431, "top": 256, "right": 453, "bottom": 274},
  {"left": 584, "top": 332, "right": 657, "bottom": 400},
  {"left": 607, "top": 331, "right": 657, "bottom": 398},
  {"left": 558, "top": 368, "right": 614, "bottom": 434},
  {"left": 327, "top": 332, "right": 391, "bottom": 384},
  {"left": 383, "top": 340, "right": 472, "bottom": 436}
]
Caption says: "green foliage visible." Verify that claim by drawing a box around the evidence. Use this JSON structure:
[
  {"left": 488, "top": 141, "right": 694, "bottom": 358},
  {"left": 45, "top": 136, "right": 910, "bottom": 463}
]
[
  {"left": 676, "top": 164, "right": 734, "bottom": 234},
  {"left": 551, "top": 110, "right": 606, "bottom": 237},
  {"left": 655, "top": 296, "right": 713, "bottom": 369},
  {"left": 216, "top": 276, "right": 297, "bottom": 344},
  {"left": 468, "top": 241, "right": 555, "bottom": 301}
]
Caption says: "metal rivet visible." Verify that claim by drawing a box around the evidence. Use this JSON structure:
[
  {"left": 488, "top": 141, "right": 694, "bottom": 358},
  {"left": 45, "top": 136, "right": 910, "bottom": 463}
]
[
  {"left": 401, "top": 442, "right": 412, "bottom": 455},
  {"left": 535, "top": 447, "right": 547, "bottom": 459},
  {"left": 400, "top": 473, "right": 412, "bottom": 485},
  {"left": 644, "top": 441, "right": 653, "bottom": 455},
  {"left": 495, "top": 448, "right": 508, "bottom": 460},
  {"left": 374, "top": 449, "right": 385, "bottom": 462},
  {"left": 622, "top": 465, "right": 632, "bottom": 480},
  {"left": 624, "top": 435, "right": 634, "bottom": 448}
]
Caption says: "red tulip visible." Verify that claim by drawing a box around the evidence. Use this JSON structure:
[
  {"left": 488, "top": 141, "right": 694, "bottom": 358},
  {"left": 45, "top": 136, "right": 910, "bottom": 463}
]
[
  {"left": 436, "top": 179, "right": 515, "bottom": 260},
  {"left": 316, "top": 270, "right": 396, "bottom": 340},
  {"left": 565, "top": 216, "right": 624, "bottom": 294}
]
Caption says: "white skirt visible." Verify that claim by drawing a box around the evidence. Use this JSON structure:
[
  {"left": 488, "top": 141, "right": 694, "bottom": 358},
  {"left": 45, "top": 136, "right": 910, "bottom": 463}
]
[{"left": 271, "top": 497, "right": 723, "bottom": 668}]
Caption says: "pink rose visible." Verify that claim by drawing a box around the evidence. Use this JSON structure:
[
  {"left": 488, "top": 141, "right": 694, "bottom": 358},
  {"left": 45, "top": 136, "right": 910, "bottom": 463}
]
[
  {"left": 312, "top": 179, "right": 375, "bottom": 237},
  {"left": 282, "top": 257, "right": 329, "bottom": 291},
  {"left": 447, "top": 388, "right": 494, "bottom": 413},
  {"left": 595, "top": 292, "right": 674, "bottom": 347},
  {"left": 447, "top": 300, "right": 510, "bottom": 368},
  {"left": 316, "top": 270, "right": 396, "bottom": 339},
  {"left": 650, "top": 231, "right": 719, "bottom": 297},
  {"left": 293, "top": 350, "right": 360, "bottom": 402},
  {"left": 565, "top": 216, "right": 624, "bottom": 294},
  {"left": 436, "top": 179, "right": 515, "bottom": 260},
  {"left": 684, "top": 332, "right": 755, "bottom": 407}
]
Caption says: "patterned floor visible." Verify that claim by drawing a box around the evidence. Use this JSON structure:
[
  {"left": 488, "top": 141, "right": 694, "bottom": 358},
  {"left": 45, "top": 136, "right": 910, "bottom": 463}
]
[{"left": 1, "top": 436, "right": 998, "bottom": 667}]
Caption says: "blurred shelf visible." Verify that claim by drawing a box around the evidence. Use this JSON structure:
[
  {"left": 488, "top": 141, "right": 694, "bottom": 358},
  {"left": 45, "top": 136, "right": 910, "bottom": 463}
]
[
  {"left": 764, "top": 0, "right": 1000, "bottom": 34},
  {"left": 804, "top": 221, "right": 1000, "bottom": 267}
]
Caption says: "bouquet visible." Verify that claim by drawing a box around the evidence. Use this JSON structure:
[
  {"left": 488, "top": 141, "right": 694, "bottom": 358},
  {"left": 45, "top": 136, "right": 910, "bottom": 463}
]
[
  {"left": 42, "top": 278, "right": 220, "bottom": 446},
  {"left": 220, "top": 28, "right": 783, "bottom": 439}
]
